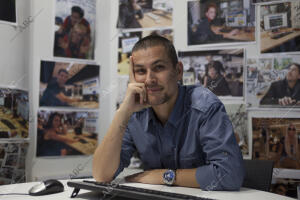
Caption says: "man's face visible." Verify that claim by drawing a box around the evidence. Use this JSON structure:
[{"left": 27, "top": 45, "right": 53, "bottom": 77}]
[
  {"left": 71, "top": 12, "right": 81, "bottom": 26},
  {"left": 205, "top": 7, "right": 216, "bottom": 21},
  {"left": 57, "top": 71, "right": 69, "bottom": 86},
  {"left": 71, "top": 26, "right": 86, "bottom": 44},
  {"left": 286, "top": 65, "right": 300, "bottom": 82},
  {"left": 132, "top": 45, "right": 182, "bottom": 106},
  {"left": 208, "top": 67, "right": 217, "bottom": 80},
  {"left": 287, "top": 125, "right": 296, "bottom": 137},
  {"left": 52, "top": 115, "right": 61, "bottom": 128}
]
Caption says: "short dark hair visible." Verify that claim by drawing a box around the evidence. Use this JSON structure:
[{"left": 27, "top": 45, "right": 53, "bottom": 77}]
[
  {"left": 58, "top": 69, "right": 68, "bottom": 75},
  {"left": 132, "top": 35, "right": 178, "bottom": 67},
  {"left": 208, "top": 61, "right": 222, "bottom": 75},
  {"left": 290, "top": 63, "right": 300, "bottom": 73},
  {"left": 72, "top": 6, "right": 84, "bottom": 18},
  {"left": 205, "top": 3, "right": 217, "bottom": 13}
]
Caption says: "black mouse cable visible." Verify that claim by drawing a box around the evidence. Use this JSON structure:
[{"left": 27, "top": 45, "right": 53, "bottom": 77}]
[{"left": 0, "top": 193, "right": 29, "bottom": 195}]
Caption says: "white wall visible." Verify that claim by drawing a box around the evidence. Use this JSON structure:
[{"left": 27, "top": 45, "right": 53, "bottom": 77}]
[
  {"left": 0, "top": 0, "right": 30, "bottom": 90},
  {"left": 26, "top": 0, "right": 118, "bottom": 181}
]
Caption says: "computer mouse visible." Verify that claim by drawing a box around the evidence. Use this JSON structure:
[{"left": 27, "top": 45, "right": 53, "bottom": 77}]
[{"left": 29, "top": 179, "right": 64, "bottom": 196}]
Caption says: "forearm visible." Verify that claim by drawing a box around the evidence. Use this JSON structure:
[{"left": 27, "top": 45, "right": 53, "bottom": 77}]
[
  {"left": 126, "top": 168, "right": 200, "bottom": 188},
  {"left": 93, "top": 107, "right": 132, "bottom": 182}
]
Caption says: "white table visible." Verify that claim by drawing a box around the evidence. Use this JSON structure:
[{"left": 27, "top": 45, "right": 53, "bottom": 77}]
[{"left": 0, "top": 169, "right": 295, "bottom": 200}]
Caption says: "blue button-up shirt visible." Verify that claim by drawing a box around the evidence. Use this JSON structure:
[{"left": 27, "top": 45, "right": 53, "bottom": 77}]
[{"left": 115, "top": 85, "right": 244, "bottom": 190}]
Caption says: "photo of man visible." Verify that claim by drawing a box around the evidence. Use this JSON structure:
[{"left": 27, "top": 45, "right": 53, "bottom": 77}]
[
  {"left": 179, "top": 49, "right": 244, "bottom": 98},
  {"left": 246, "top": 55, "right": 300, "bottom": 107},
  {"left": 188, "top": 0, "right": 255, "bottom": 45},
  {"left": 117, "top": 0, "right": 173, "bottom": 29},
  {"left": 39, "top": 60, "right": 100, "bottom": 108},
  {"left": 54, "top": 0, "right": 95, "bottom": 60},
  {"left": 0, "top": 88, "right": 29, "bottom": 139},
  {"left": 36, "top": 110, "right": 98, "bottom": 157},
  {"left": 260, "top": 2, "right": 300, "bottom": 53}
]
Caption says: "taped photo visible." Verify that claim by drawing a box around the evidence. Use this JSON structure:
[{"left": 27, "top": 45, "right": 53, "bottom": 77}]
[
  {"left": 260, "top": 1, "right": 300, "bottom": 54},
  {"left": 37, "top": 110, "right": 98, "bottom": 157},
  {"left": 117, "top": 0, "right": 173, "bottom": 29},
  {"left": 188, "top": 0, "right": 255, "bottom": 45},
  {"left": 0, "top": 88, "right": 29, "bottom": 139},
  {"left": 246, "top": 55, "right": 300, "bottom": 107},
  {"left": 39, "top": 60, "right": 100, "bottom": 108},
  {"left": 252, "top": 117, "right": 300, "bottom": 170},
  {"left": 54, "top": 0, "right": 96, "bottom": 60},
  {"left": 179, "top": 49, "right": 244, "bottom": 98}
]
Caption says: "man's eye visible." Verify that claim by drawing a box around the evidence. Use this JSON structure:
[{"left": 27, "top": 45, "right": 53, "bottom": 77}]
[
  {"left": 154, "top": 65, "right": 165, "bottom": 71},
  {"left": 135, "top": 69, "right": 146, "bottom": 74}
]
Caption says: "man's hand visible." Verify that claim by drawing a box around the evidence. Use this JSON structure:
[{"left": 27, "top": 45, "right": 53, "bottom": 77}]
[
  {"left": 120, "top": 56, "right": 149, "bottom": 114},
  {"left": 125, "top": 169, "right": 164, "bottom": 185},
  {"left": 278, "top": 96, "right": 296, "bottom": 106}
]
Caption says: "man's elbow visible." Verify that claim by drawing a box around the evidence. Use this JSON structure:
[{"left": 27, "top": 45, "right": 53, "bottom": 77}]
[
  {"left": 92, "top": 171, "right": 114, "bottom": 183},
  {"left": 220, "top": 168, "right": 245, "bottom": 191}
]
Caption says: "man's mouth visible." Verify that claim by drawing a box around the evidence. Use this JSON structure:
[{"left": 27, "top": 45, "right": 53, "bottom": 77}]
[{"left": 147, "top": 86, "right": 163, "bottom": 94}]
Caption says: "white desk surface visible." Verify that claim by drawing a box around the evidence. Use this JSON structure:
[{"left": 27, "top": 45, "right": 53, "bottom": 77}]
[{"left": 0, "top": 169, "right": 294, "bottom": 200}]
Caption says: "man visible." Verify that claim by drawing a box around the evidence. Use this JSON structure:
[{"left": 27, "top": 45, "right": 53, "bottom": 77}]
[
  {"left": 59, "top": 6, "right": 90, "bottom": 35},
  {"left": 204, "top": 61, "right": 231, "bottom": 96},
  {"left": 40, "top": 69, "right": 78, "bottom": 107},
  {"left": 118, "top": 0, "right": 144, "bottom": 28},
  {"left": 260, "top": 63, "right": 300, "bottom": 105},
  {"left": 93, "top": 35, "right": 244, "bottom": 190},
  {"left": 189, "top": 3, "right": 239, "bottom": 45}
]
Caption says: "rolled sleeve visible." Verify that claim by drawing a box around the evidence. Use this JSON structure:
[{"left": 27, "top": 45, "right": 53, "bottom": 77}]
[
  {"left": 196, "top": 103, "right": 245, "bottom": 191},
  {"left": 113, "top": 126, "right": 136, "bottom": 179}
]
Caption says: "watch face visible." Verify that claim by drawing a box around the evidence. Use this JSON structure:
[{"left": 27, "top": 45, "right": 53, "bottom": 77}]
[{"left": 163, "top": 170, "right": 175, "bottom": 185}]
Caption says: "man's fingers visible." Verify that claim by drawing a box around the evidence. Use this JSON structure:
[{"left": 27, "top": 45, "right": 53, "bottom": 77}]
[{"left": 129, "top": 56, "right": 136, "bottom": 83}]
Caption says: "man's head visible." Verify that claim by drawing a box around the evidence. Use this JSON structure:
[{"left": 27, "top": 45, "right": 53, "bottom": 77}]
[
  {"left": 208, "top": 61, "right": 222, "bottom": 80},
  {"left": 287, "top": 123, "right": 296, "bottom": 138},
  {"left": 205, "top": 3, "right": 217, "bottom": 21},
  {"left": 131, "top": 35, "right": 182, "bottom": 106},
  {"left": 57, "top": 69, "right": 69, "bottom": 86},
  {"left": 71, "top": 6, "right": 84, "bottom": 26},
  {"left": 286, "top": 63, "right": 300, "bottom": 82},
  {"left": 70, "top": 23, "right": 87, "bottom": 44}
]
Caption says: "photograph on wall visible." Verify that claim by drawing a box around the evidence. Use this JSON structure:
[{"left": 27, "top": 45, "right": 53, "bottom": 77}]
[
  {"left": 225, "top": 104, "right": 249, "bottom": 157},
  {"left": 0, "top": 88, "right": 29, "bottom": 139},
  {"left": 118, "top": 29, "right": 173, "bottom": 75},
  {"left": 246, "top": 55, "right": 300, "bottom": 107},
  {"left": 260, "top": 1, "right": 300, "bottom": 54},
  {"left": 252, "top": 117, "right": 300, "bottom": 170},
  {"left": 54, "top": 0, "right": 96, "bottom": 60},
  {"left": 117, "top": 0, "right": 173, "bottom": 29},
  {"left": 39, "top": 60, "right": 100, "bottom": 108},
  {"left": 178, "top": 49, "right": 244, "bottom": 98},
  {"left": 37, "top": 110, "right": 98, "bottom": 157},
  {"left": 187, "top": 0, "right": 255, "bottom": 45},
  {"left": 0, "top": 142, "right": 28, "bottom": 185},
  {"left": 271, "top": 178, "right": 300, "bottom": 198},
  {"left": 0, "top": 0, "right": 16, "bottom": 25}
]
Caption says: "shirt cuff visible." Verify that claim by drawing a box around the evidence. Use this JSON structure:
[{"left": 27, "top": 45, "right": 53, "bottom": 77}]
[{"left": 195, "top": 164, "right": 222, "bottom": 191}]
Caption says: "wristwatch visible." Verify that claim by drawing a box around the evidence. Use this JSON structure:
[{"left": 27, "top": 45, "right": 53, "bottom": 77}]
[{"left": 163, "top": 169, "right": 176, "bottom": 185}]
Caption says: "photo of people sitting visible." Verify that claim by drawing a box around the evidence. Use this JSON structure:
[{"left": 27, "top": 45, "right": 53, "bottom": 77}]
[
  {"left": 39, "top": 60, "right": 99, "bottom": 108},
  {"left": 179, "top": 49, "right": 244, "bottom": 97},
  {"left": 188, "top": 0, "right": 255, "bottom": 45},
  {"left": 271, "top": 178, "right": 300, "bottom": 198},
  {"left": 36, "top": 110, "right": 98, "bottom": 157},
  {"left": 247, "top": 55, "right": 300, "bottom": 107},
  {"left": 252, "top": 118, "right": 300, "bottom": 170},
  {"left": 0, "top": 88, "right": 29, "bottom": 139},
  {"left": 260, "top": 2, "right": 300, "bottom": 53},
  {"left": 117, "top": 0, "right": 173, "bottom": 29},
  {"left": 54, "top": 1, "right": 95, "bottom": 59}
]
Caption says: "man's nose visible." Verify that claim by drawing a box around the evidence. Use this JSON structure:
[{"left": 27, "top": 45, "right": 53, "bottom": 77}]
[{"left": 145, "top": 70, "right": 156, "bottom": 84}]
